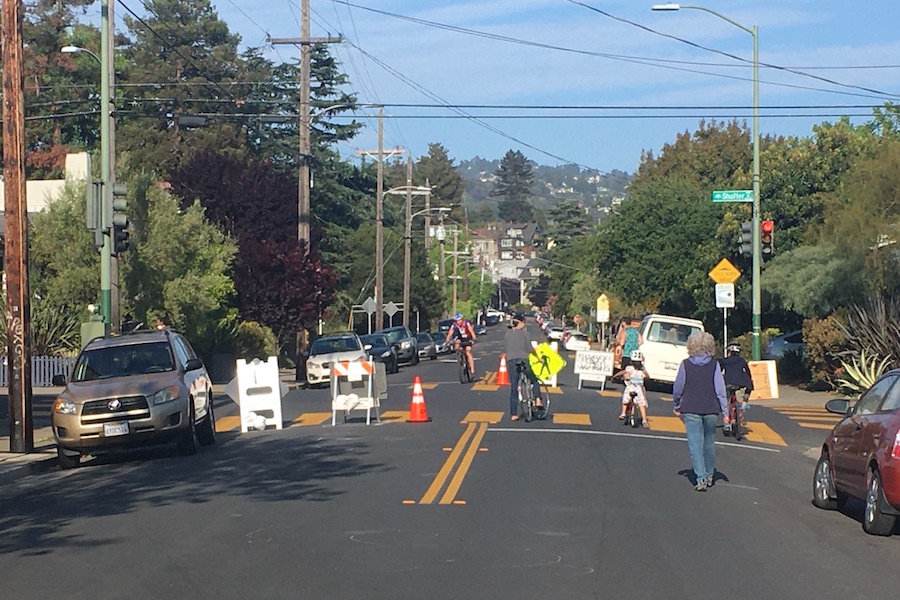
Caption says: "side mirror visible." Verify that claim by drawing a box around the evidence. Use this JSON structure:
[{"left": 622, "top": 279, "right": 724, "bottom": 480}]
[
  {"left": 184, "top": 358, "right": 204, "bottom": 372},
  {"left": 52, "top": 374, "right": 67, "bottom": 386},
  {"left": 825, "top": 398, "right": 851, "bottom": 416},
  {"left": 364, "top": 344, "right": 373, "bottom": 351}
]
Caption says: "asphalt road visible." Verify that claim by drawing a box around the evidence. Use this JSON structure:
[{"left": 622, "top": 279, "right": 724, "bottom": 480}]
[{"left": 1, "top": 326, "right": 897, "bottom": 599}]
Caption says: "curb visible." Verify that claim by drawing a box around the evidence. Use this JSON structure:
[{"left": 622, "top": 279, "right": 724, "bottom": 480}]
[{"left": 0, "top": 448, "right": 58, "bottom": 486}]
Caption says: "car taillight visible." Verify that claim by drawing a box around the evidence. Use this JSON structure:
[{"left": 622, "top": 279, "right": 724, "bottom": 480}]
[{"left": 892, "top": 431, "right": 900, "bottom": 460}]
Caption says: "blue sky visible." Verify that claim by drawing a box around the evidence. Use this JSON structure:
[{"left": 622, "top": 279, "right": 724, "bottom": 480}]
[{"left": 203, "top": 1, "right": 900, "bottom": 174}]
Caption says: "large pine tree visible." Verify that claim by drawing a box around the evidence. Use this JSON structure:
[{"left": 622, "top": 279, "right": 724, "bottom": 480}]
[{"left": 492, "top": 149, "right": 535, "bottom": 222}]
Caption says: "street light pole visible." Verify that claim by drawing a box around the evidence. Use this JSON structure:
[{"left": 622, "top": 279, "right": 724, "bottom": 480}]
[
  {"left": 385, "top": 183, "right": 436, "bottom": 329},
  {"left": 651, "top": 3, "right": 761, "bottom": 358}
]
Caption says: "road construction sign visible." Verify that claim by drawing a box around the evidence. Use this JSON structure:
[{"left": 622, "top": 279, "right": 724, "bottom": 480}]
[
  {"left": 708, "top": 258, "right": 741, "bottom": 284},
  {"left": 529, "top": 342, "right": 567, "bottom": 381}
]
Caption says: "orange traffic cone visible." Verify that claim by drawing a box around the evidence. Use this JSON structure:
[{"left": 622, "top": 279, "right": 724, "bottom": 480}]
[
  {"left": 496, "top": 353, "right": 511, "bottom": 386},
  {"left": 407, "top": 375, "right": 432, "bottom": 423}
]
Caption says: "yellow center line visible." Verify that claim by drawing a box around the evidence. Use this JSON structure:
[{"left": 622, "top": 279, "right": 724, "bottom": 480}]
[
  {"left": 440, "top": 422, "right": 489, "bottom": 505},
  {"left": 419, "top": 422, "right": 478, "bottom": 505}
]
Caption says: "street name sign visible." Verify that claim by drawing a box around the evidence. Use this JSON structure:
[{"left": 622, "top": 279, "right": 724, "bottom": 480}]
[
  {"left": 712, "top": 190, "right": 753, "bottom": 202},
  {"left": 708, "top": 258, "right": 741, "bottom": 284}
]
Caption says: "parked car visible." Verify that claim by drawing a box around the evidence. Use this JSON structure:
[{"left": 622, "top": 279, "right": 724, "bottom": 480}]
[
  {"left": 415, "top": 332, "right": 438, "bottom": 360},
  {"left": 437, "top": 318, "right": 455, "bottom": 334},
  {"left": 377, "top": 325, "right": 419, "bottom": 365},
  {"left": 563, "top": 331, "right": 592, "bottom": 352},
  {"left": 306, "top": 333, "right": 367, "bottom": 386},
  {"left": 639, "top": 314, "right": 705, "bottom": 385},
  {"left": 432, "top": 332, "right": 452, "bottom": 355},
  {"left": 474, "top": 323, "right": 487, "bottom": 336},
  {"left": 359, "top": 333, "right": 399, "bottom": 374},
  {"left": 763, "top": 330, "right": 805, "bottom": 360},
  {"left": 813, "top": 369, "right": 900, "bottom": 535},
  {"left": 546, "top": 326, "right": 566, "bottom": 342},
  {"left": 50, "top": 328, "right": 216, "bottom": 469}
]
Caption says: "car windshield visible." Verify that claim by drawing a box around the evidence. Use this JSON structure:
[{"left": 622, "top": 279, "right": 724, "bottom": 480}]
[
  {"left": 310, "top": 337, "right": 361, "bottom": 355},
  {"left": 646, "top": 322, "right": 701, "bottom": 346},
  {"left": 359, "top": 334, "right": 387, "bottom": 347},
  {"left": 416, "top": 333, "right": 432, "bottom": 343},
  {"left": 383, "top": 330, "right": 405, "bottom": 344},
  {"left": 72, "top": 341, "right": 175, "bottom": 381}
]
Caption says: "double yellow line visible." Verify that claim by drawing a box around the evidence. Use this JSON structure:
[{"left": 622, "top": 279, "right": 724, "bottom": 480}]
[{"left": 417, "top": 421, "right": 489, "bottom": 505}]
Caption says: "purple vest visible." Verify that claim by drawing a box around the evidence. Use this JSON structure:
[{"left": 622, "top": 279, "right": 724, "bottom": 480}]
[{"left": 680, "top": 359, "right": 720, "bottom": 415}]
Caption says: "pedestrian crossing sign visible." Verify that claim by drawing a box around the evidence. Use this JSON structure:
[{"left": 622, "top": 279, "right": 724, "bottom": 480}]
[{"left": 529, "top": 342, "right": 567, "bottom": 380}]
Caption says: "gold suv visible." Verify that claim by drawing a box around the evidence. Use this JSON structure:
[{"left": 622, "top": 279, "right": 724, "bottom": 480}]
[{"left": 51, "top": 329, "right": 216, "bottom": 468}]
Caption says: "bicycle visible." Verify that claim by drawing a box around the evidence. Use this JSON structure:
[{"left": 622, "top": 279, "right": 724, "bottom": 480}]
[
  {"left": 515, "top": 362, "right": 549, "bottom": 422},
  {"left": 457, "top": 342, "right": 473, "bottom": 383},
  {"left": 724, "top": 385, "right": 750, "bottom": 441},
  {"left": 623, "top": 390, "right": 641, "bottom": 428}
]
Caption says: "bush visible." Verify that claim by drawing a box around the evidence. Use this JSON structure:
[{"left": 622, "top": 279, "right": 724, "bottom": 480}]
[
  {"left": 235, "top": 321, "right": 277, "bottom": 361},
  {"left": 803, "top": 316, "right": 846, "bottom": 390}
]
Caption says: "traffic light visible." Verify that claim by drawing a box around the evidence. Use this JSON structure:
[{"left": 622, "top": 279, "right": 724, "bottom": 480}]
[
  {"left": 739, "top": 221, "right": 753, "bottom": 255},
  {"left": 86, "top": 181, "right": 104, "bottom": 250},
  {"left": 111, "top": 183, "right": 129, "bottom": 255},
  {"left": 761, "top": 219, "right": 775, "bottom": 260}
]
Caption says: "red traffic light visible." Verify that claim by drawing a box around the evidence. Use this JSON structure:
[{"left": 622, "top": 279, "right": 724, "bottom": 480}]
[{"left": 761, "top": 220, "right": 774, "bottom": 233}]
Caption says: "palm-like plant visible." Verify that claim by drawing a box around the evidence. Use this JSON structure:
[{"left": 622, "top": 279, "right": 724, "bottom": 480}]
[{"left": 836, "top": 350, "right": 893, "bottom": 397}]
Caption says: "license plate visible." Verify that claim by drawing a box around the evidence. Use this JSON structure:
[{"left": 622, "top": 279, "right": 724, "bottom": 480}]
[
  {"left": 663, "top": 362, "right": 678, "bottom": 370},
  {"left": 104, "top": 421, "right": 129, "bottom": 437}
]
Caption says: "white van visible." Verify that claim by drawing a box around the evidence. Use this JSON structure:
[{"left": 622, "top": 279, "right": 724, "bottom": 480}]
[{"left": 638, "top": 314, "right": 705, "bottom": 385}]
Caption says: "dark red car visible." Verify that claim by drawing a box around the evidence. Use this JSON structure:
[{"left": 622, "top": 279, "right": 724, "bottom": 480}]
[{"left": 813, "top": 369, "right": 900, "bottom": 535}]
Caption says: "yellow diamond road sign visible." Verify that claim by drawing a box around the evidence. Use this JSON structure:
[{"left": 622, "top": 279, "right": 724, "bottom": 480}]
[{"left": 708, "top": 258, "right": 741, "bottom": 284}]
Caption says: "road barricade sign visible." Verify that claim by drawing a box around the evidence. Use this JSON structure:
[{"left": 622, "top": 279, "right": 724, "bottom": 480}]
[
  {"left": 331, "top": 359, "right": 385, "bottom": 425},
  {"left": 235, "top": 356, "right": 284, "bottom": 432},
  {"left": 574, "top": 350, "right": 615, "bottom": 390},
  {"left": 529, "top": 341, "right": 566, "bottom": 387}
]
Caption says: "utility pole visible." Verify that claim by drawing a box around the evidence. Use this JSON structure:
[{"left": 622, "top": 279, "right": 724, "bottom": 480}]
[
  {"left": 404, "top": 156, "right": 412, "bottom": 329},
  {"left": 99, "top": 0, "right": 113, "bottom": 327},
  {"left": 423, "top": 178, "right": 432, "bottom": 249},
  {"left": 3, "top": 0, "right": 34, "bottom": 452},
  {"left": 106, "top": 0, "right": 120, "bottom": 332},
  {"left": 356, "top": 108, "right": 403, "bottom": 331},
  {"left": 269, "top": 1, "right": 340, "bottom": 380},
  {"left": 452, "top": 230, "right": 459, "bottom": 316}
]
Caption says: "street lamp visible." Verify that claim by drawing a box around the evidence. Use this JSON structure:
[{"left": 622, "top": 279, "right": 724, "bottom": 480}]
[
  {"left": 62, "top": 43, "right": 113, "bottom": 329},
  {"left": 651, "top": 3, "right": 761, "bottom": 359}
]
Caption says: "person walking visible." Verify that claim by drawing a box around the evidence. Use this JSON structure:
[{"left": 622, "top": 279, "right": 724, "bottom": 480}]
[
  {"left": 504, "top": 312, "right": 542, "bottom": 421},
  {"left": 672, "top": 331, "right": 728, "bottom": 491}
]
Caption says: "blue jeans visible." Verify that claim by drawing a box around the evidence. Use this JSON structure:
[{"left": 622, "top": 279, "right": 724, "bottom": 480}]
[
  {"left": 508, "top": 358, "right": 540, "bottom": 416},
  {"left": 683, "top": 413, "right": 718, "bottom": 483}
]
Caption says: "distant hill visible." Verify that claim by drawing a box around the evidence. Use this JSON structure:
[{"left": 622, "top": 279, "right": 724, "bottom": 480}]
[{"left": 457, "top": 156, "right": 632, "bottom": 222}]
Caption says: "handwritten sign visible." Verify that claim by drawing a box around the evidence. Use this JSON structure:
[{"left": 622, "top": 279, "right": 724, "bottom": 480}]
[{"left": 574, "top": 350, "right": 615, "bottom": 390}]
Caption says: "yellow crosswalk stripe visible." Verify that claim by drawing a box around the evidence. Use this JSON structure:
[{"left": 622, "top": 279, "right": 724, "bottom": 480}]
[
  {"left": 742, "top": 422, "right": 787, "bottom": 446},
  {"left": 797, "top": 422, "right": 835, "bottom": 430},
  {"left": 553, "top": 413, "right": 591, "bottom": 426},
  {"left": 598, "top": 390, "right": 620, "bottom": 398},
  {"left": 407, "top": 382, "right": 439, "bottom": 390},
  {"left": 462, "top": 411, "right": 504, "bottom": 424},
  {"left": 215, "top": 415, "right": 241, "bottom": 432},
  {"left": 292, "top": 412, "right": 331, "bottom": 426},
  {"left": 472, "top": 383, "right": 502, "bottom": 391},
  {"left": 646, "top": 416, "right": 684, "bottom": 433}
]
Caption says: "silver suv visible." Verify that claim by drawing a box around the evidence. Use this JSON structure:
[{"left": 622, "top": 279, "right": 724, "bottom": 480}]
[{"left": 51, "top": 329, "right": 216, "bottom": 468}]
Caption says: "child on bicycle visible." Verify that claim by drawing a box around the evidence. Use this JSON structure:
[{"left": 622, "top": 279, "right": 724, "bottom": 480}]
[
  {"left": 719, "top": 341, "right": 754, "bottom": 433},
  {"left": 614, "top": 350, "right": 649, "bottom": 428},
  {"left": 504, "top": 312, "right": 543, "bottom": 421},
  {"left": 445, "top": 312, "right": 477, "bottom": 379}
]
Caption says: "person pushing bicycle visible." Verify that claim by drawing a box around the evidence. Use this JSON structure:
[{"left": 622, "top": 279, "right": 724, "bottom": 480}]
[
  {"left": 504, "top": 311, "right": 543, "bottom": 421},
  {"left": 446, "top": 312, "right": 477, "bottom": 379},
  {"left": 719, "top": 341, "right": 754, "bottom": 434}
]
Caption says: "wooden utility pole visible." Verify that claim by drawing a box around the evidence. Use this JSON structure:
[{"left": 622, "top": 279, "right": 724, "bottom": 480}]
[
  {"left": 403, "top": 157, "right": 412, "bottom": 329},
  {"left": 269, "top": 0, "right": 340, "bottom": 381},
  {"left": 107, "top": 0, "right": 121, "bottom": 332},
  {"left": 356, "top": 108, "right": 403, "bottom": 331},
  {"left": 3, "top": 0, "right": 34, "bottom": 452}
]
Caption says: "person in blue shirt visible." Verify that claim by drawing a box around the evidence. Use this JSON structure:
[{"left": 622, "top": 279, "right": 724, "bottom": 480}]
[{"left": 673, "top": 331, "right": 729, "bottom": 492}]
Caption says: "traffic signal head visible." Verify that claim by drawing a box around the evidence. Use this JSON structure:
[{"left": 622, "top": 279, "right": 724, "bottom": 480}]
[
  {"left": 739, "top": 221, "right": 753, "bottom": 255},
  {"left": 761, "top": 220, "right": 774, "bottom": 260},
  {"left": 111, "top": 183, "right": 130, "bottom": 256}
]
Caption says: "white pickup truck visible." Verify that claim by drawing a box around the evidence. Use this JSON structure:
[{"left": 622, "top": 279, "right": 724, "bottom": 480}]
[{"left": 638, "top": 314, "right": 706, "bottom": 385}]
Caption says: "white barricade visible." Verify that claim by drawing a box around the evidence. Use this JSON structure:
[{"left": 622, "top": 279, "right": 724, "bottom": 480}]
[
  {"left": 235, "top": 356, "right": 284, "bottom": 432},
  {"left": 574, "top": 350, "right": 615, "bottom": 390},
  {"left": 331, "top": 359, "right": 384, "bottom": 426}
]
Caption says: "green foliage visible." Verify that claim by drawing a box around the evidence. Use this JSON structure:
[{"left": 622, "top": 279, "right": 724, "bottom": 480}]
[
  {"left": 0, "top": 294, "right": 84, "bottom": 356},
  {"left": 833, "top": 296, "right": 900, "bottom": 371},
  {"left": 493, "top": 150, "right": 535, "bottom": 222},
  {"left": 416, "top": 143, "right": 465, "bottom": 209},
  {"left": 803, "top": 316, "right": 846, "bottom": 389},
  {"left": 763, "top": 244, "right": 863, "bottom": 318},
  {"left": 544, "top": 200, "right": 593, "bottom": 247},
  {"left": 836, "top": 350, "right": 892, "bottom": 397},
  {"left": 235, "top": 321, "right": 278, "bottom": 362}
]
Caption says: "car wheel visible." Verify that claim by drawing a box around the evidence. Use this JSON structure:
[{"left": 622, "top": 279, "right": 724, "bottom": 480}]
[
  {"left": 812, "top": 453, "right": 839, "bottom": 510},
  {"left": 57, "top": 446, "right": 81, "bottom": 470},
  {"left": 411, "top": 351, "right": 419, "bottom": 366},
  {"left": 177, "top": 400, "right": 199, "bottom": 456},
  {"left": 430, "top": 351, "right": 437, "bottom": 360},
  {"left": 863, "top": 468, "right": 897, "bottom": 536},
  {"left": 197, "top": 392, "right": 216, "bottom": 447},
  {"left": 390, "top": 356, "right": 399, "bottom": 374}
]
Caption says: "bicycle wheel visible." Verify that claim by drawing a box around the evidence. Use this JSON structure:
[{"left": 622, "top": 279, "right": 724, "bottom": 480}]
[
  {"left": 458, "top": 352, "right": 467, "bottom": 384},
  {"left": 733, "top": 404, "right": 743, "bottom": 441},
  {"left": 520, "top": 375, "right": 534, "bottom": 422}
]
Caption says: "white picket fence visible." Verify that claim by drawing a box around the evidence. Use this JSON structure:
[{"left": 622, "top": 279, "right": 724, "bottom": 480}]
[{"left": 0, "top": 356, "right": 75, "bottom": 387}]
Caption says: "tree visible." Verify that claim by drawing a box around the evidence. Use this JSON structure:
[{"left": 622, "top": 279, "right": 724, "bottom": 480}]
[
  {"left": 544, "top": 200, "right": 592, "bottom": 247},
  {"left": 492, "top": 150, "right": 535, "bottom": 222},
  {"left": 416, "top": 143, "right": 464, "bottom": 209}
]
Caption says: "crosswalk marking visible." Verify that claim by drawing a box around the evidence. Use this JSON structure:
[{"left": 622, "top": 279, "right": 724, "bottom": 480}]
[
  {"left": 292, "top": 412, "right": 331, "bottom": 426},
  {"left": 461, "top": 411, "right": 504, "bottom": 424},
  {"left": 553, "top": 413, "right": 591, "bottom": 426},
  {"left": 771, "top": 404, "right": 841, "bottom": 430},
  {"left": 215, "top": 415, "right": 241, "bottom": 432}
]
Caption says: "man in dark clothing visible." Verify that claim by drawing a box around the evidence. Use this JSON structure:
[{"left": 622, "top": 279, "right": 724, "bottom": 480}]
[
  {"left": 504, "top": 312, "right": 542, "bottom": 421},
  {"left": 719, "top": 341, "right": 754, "bottom": 434}
]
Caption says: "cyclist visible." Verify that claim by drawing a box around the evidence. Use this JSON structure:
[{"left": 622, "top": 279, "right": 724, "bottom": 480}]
[
  {"left": 445, "top": 312, "right": 477, "bottom": 379},
  {"left": 718, "top": 341, "right": 754, "bottom": 434},
  {"left": 614, "top": 350, "right": 649, "bottom": 428},
  {"left": 504, "top": 312, "right": 543, "bottom": 421}
]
